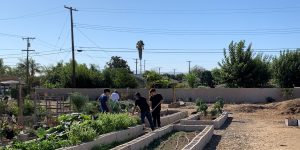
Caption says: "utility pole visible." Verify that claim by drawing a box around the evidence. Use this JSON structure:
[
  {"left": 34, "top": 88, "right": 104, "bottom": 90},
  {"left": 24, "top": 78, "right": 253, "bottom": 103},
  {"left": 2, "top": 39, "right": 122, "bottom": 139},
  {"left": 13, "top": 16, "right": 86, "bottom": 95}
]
[
  {"left": 144, "top": 60, "right": 146, "bottom": 73},
  {"left": 64, "top": 5, "right": 78, "bottom": 88},
  {"left": 22, "top": 37, "right": 35, "bottom": 93},
  {"left": 187, "top": 61, "right": 191, "bottom": 73},
  {"left": 158, "top": 67, "right": 162, "bottom": 74},
  {"left": 134, "top": 58, "right": 138, "bottom": 75},
  {"left": 173, "top": 69, "right": 176, "bottom": 76},
  {"left": 140, "top": 59, "right": 142, "bottom": 75}
]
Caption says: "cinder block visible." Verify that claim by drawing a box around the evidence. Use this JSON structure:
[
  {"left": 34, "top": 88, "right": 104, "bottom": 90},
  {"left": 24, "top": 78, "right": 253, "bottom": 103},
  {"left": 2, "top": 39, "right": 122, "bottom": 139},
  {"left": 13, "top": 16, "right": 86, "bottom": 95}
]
[{"left": 285, "top": 119, "right": 298, "bottom": 126}]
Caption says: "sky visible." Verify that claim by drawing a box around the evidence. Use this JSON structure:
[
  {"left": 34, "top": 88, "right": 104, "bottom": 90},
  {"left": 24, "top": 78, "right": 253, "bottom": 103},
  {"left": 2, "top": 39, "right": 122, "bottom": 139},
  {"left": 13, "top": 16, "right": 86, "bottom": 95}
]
[{"left": 0, "top": 0, "right": 300, "bottom": 74}]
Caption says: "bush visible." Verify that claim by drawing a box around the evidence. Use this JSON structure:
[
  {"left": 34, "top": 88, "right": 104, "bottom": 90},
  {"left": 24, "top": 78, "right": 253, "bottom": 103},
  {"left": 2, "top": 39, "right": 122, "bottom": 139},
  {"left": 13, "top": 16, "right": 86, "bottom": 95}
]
[
  {"left": 70, "top": 92, "right": 88, "bottom": 112},
  {"left": 213, "top": 97, "right": 224, "bottom": 114},
  {"left": 265, "top": 97, "right": 275, "bottom": 103},
  {"left": 210, "top": 108, "right": 218, "bottom": 116},
  {"left": 196, "top": 99, "right": 208, "bottom": 116},
  {"left": 83, "top": 101, "right": 99, "bottom": 115},
  {"left": 7, "top": 101, "right": 19, "bottom": 116},
  {"left": 23, "top": 99, "right": 34, "bottom": 116}
]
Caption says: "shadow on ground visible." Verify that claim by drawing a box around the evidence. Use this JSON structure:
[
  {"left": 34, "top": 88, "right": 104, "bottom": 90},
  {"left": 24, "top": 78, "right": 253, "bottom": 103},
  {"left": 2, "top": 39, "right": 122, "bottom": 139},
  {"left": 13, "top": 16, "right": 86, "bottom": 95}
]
[{"left": 203, "top": 117, "right": 233, "bottom": 150}]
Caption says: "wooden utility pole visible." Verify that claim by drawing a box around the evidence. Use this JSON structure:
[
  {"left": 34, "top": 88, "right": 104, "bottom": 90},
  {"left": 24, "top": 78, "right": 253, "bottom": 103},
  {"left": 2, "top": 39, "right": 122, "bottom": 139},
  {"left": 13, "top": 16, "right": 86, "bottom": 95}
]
[
  {"left": 64, "top": 5, "right": 78, "bottom": 88},
  {"left": 134, "top": 58, "right": 138, "bottom": 75},
  {"left": 22, "top": 37, "right": 35, "bottom": 93}
]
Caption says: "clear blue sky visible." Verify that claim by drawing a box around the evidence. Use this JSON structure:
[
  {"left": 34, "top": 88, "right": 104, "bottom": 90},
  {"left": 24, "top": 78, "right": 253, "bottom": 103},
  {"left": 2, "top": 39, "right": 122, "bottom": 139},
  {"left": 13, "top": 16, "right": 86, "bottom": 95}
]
[{"left": 1, "top": 0, "right": 300, "bottom": 73}]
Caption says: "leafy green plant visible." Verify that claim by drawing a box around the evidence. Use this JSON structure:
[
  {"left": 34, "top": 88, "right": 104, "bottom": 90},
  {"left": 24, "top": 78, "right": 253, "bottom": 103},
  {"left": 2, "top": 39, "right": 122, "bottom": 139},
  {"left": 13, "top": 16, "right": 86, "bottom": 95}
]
[
  {"left": 196, "top": 99, "right": 208, "bottom": 116},
  {"left": 23, "top": 99, "right": 34, "bottom": 116},
  {"left": 83, "top": 101, "right": 99, "bottom": 115},
  {"left": 210, "top": 108, "right": 218, "bottom": 116},
  {"left": 108, "top": 100, "right": 121, "bottom": 113},
  {"left": 70, "top": 92, "right": 88, "bottom": 112},
  {"left": 213, "top": 97, "right": 224, "bottom": 114},
  {"left": 68, "top": 123, "right": 97, "bottom": 144}
]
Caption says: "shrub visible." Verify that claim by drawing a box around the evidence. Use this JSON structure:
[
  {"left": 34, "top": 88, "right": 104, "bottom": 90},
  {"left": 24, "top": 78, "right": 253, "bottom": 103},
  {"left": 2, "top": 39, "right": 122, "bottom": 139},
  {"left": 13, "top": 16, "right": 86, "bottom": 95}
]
[
  {"left": 210, "top": 108, "right": 218, "bottom": 116},
  {"left": 265, "top": 97, "right": 275, "bottom": 103},
  {"left": 196, "top": 99, "right": 208, "bottom": 116},
  {"left": 70, "top": 92, "right": 88, "bottom": 112},
  {"left": 23, "top": 99, "right": 34, "bottom": 116},
  {"left": 7, "top": 101, "right": 19, "bottom": 116},
  {"left": 213, "top": 98, "right": 224, "bottom": 114},
  {"left": 108, "top": 100, "right": 121, "bottom": 113},
  {"left": 83, "top": 101, "right": 99, "bottom": 115}
]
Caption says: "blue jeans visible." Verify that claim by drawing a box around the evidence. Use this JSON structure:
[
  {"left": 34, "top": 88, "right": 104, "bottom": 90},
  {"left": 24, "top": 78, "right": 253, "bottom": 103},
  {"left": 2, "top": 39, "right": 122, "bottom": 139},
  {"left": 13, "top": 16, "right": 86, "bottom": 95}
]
[{"left": 141, "top": 111, "right": 155, "bottom": 130}]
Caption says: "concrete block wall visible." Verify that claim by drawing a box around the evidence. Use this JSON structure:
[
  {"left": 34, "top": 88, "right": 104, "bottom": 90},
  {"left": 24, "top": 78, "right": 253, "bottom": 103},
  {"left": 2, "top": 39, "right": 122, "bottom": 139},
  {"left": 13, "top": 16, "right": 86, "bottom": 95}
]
[
  {"left": 36, "top": 88, "right": 300, "bottom": 103},
  {"left": 60, "top": 125, "right": 144, "bottom": 150},
  {"left": 145, "top": 111, "right": 188, "bottom": 127},
  {"left": 180, "top": 112, "right": 228, "bottom": 129},
  {"left": 112, "top": 124, "right": 213, "bottom": 150},
  {"left": 182, "top": 125, "right": 214, "bottom": 150}
]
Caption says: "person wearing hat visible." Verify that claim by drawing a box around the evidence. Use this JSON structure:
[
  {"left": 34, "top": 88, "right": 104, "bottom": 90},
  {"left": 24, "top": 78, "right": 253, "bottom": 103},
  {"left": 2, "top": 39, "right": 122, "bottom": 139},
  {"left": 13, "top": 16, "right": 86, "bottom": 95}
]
[{"left": 132, "top": 92, "right": 155, "bottom": 131}]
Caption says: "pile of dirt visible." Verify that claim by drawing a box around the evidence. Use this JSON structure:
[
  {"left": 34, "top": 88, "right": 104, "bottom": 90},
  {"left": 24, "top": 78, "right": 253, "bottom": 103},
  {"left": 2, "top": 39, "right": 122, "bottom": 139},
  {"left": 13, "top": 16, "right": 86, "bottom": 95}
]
[
  {"left": 226, "top": 104, "right": 267, "bottom": 113},
  {"left": 271, "top": 99, "right": 300, "bottom": 115}
]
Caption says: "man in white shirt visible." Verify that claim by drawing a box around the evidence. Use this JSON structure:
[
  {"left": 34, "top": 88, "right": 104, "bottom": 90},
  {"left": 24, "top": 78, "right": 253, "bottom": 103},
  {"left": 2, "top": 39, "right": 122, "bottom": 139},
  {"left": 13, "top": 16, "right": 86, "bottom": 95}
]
[{"left": 111, "top": 90, "right": 120, "bottom": 102}]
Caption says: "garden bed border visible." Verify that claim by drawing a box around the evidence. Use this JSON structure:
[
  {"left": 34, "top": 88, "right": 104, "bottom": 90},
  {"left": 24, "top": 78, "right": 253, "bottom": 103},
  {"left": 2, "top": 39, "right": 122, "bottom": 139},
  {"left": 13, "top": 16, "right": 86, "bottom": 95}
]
[
  {"left": 111, "top": 124, "right": 213, "bottom": 150},
  {"left": 180, "top": 112, "right": 228, "bottom": 129},
  {"left": 59, "top": 125, "right": 144, "bottom": 150},
  {"left": 145, "top": 110, "right": 188, "bottom": 127}
]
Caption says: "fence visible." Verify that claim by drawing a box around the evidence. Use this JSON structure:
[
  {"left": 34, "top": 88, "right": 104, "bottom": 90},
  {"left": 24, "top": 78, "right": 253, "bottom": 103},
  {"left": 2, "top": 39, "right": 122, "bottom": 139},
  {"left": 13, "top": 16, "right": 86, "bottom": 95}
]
[{"left": 35, "top": 88, "right": 300, "bottom": 103}]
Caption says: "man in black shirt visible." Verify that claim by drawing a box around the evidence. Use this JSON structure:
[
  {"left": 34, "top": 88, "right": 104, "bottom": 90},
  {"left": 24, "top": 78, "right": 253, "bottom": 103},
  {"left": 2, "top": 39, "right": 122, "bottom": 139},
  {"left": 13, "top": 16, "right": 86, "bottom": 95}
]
[
  {"left": 149, "top": 88, "right": 163, "bottom": 128},
  {"left": 132, "top": 92, "right": 155, "bottom": 131}
]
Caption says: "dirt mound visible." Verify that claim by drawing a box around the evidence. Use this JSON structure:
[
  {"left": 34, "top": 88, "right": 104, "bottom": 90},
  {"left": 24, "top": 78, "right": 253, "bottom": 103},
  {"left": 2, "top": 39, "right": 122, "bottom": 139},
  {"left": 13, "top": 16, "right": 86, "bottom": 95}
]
[
  {"left": 227, "top": 104, "right": 267, "bottom": 113},
  {"left": 272, "top": 99, "right": 300, "bottom": 115}
]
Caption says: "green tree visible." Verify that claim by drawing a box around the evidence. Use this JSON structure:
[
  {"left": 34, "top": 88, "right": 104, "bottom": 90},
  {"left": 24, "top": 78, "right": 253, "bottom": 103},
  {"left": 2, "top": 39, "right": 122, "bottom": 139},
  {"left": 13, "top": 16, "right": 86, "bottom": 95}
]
[
  {"left": 0, "top": 58, "right": 8, "bottom": 76},
  {"left": 211, "top": 68, "right": 222, "bottom": 85},
  {"left": 218, "top": 40, "right": 271, "bottom": 87},
  {"left": 143, "top": 70, "right": 162, "bottom": 87},
  {"left": 200, "top": 71, "right": 214, "bottom": 88},
  {"left": 17, "top": 58, "right": 41, "bottom": 88},
  {"left": 111, "top": 68, "right": 138, "bottom": 88},
  {"left": 191, "top": 65, "right": 205, "bottom": 79},
  {"left": 184, "top": 73, "right": 198, "bottom": 88},
  {"left": 106, "top": 56, "right": 131, "bottom": 71},
  {"left": 272, "top": 49, "right": 300, "bottom": 87}
]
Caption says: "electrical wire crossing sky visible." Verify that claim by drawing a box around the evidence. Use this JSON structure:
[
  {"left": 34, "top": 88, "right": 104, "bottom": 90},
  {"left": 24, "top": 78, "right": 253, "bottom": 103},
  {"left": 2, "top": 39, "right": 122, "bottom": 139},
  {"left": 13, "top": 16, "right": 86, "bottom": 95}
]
[{"left": 0, "top": 0, "right": 300, "bottom": 73}]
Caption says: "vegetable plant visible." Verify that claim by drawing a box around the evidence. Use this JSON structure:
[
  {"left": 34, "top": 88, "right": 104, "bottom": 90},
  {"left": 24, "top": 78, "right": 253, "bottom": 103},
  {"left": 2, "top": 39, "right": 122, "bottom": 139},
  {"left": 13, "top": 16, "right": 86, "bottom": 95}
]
[
  {"left": 196, "top": 98, "right": 208, "bottom": 116},
  {"left": 70, "top": 92, "right": 88, "bottom": 112}
]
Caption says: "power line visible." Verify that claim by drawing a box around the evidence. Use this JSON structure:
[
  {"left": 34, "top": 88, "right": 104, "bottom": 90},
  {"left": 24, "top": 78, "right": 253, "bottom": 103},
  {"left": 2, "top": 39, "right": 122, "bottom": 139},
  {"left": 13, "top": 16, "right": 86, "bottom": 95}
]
[
  {"left": 0, "top": 7, "right": 63, "bottom": 21},
  {"left": 79, "top": 6, "right": 300, "bottom": 14},
  {"left": 75, "top": 24, "right": 300, "bottom": 35}
]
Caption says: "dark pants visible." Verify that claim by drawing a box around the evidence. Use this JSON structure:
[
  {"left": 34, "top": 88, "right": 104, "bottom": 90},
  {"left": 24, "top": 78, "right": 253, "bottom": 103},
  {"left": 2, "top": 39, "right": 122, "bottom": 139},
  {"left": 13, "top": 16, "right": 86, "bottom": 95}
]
[
  {"left": 141, "top": 111, "right": 155, "bottom": 130},
  {"left": 152, "top": 110, "right": 161, "bottom": 128}
]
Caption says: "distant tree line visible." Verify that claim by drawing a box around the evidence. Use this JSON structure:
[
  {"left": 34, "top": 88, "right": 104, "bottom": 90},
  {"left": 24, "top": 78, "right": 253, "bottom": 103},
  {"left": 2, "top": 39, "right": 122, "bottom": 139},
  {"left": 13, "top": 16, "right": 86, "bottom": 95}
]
[{"left": 0, "top": 40, "right": 299, "bottom": 88}]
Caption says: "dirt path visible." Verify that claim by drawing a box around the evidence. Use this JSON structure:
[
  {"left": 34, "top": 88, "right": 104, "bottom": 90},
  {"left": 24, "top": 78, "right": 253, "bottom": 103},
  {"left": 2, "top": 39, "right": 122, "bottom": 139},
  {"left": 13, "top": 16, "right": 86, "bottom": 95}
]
[{"left": 204, "top": 107, "right": 300, "bottom": 150}]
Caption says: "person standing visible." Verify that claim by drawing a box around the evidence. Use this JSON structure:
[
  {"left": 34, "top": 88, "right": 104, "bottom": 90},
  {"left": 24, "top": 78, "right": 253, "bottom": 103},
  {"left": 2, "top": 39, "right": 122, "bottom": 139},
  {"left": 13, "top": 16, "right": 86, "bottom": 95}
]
[
  {"left": 149, "top": 88, "right": 163, "bottom": 128},
  {"left": 111, "top": 90, "right": 120, "bottom": 102},
  {"left": 99, "top": 89, "right": 111, "bottom": 112},
  {"left": 132, "top": 92, "right": 155, "bottom": 131}
]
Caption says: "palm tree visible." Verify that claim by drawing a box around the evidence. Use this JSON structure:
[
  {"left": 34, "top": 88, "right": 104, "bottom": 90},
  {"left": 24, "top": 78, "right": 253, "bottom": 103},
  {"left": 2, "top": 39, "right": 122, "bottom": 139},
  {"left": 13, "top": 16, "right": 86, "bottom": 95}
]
[
  {"left": 136, "top": 40, "right": 144, "bottom": 75},
  {"left": 17, "top": 58, "right": 41, "bottom": 89}
]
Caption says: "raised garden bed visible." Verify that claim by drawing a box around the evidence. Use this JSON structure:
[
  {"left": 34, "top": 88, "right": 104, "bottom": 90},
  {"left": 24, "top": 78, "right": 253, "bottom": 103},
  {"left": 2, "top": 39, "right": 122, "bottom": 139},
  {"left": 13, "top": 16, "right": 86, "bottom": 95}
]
[
  {"left": 180, "top": 112, "right": 228, "bottom": 129},
  {"left": 60, "top": 125, "right": 144, "bottom": 150},
  {"left": 111, "top": 124, "right": 214, "bottom": 150},
  {"left": 1, "top": 113, "right": 141, "bottom": 150},
  {"left": 145, "top": 110, "right": 188, "bottom": 127}
]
